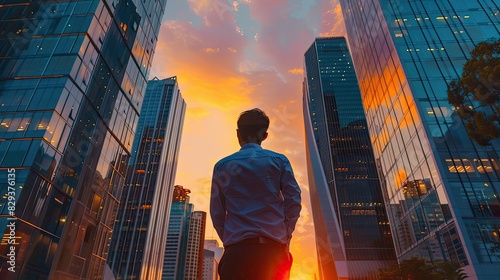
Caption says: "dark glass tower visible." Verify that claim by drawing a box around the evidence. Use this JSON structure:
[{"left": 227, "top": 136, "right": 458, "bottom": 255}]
[
  {"left": 107, "top": 77, "right": 186, "bottom": 279},
  {"left": 0, "top": 1, "right": 167, "bottom": 279},
  {"left": 303, "top": 37, "right": 396, "bottom": 279},
  {"left": 338, "top": 0, "right": 500, "bottom": 279}
]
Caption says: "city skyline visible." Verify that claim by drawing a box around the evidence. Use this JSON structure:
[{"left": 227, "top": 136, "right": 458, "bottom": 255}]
[{"left": 1, "top": 0, "right": 499, "bottom": 279}]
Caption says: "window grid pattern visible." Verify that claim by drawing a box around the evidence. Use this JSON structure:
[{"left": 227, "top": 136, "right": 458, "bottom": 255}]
[
  {"left": 107, "top": 77, "right": 186, "bottom": 280},
  {"left": 0, "top": 0, "right": 168, "bottom": 279}
]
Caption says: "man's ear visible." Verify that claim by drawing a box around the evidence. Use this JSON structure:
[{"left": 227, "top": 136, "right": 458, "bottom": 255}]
[
  {"left": 262, "top": 132, "right": 268, "bottom": 141},
  {"left": 237, "top": 129, "right": 244, "bottom": 146}
]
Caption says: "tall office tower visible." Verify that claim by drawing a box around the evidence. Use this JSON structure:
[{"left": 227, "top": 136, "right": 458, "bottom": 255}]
[
  {"left": 107, "top": 77, "right": 186, "bottom": 279},
  {"left": 0, "top": 1, "right": 167, "bottom": 279},
  {"left": 202, "top": 249, "right": 218, "bottom": 280},
  {"left": 184, "top": 211, "right": 206, "bottom": 280},
  {"left": 202, "top": 240, "right": 222, "bottom": 280},
  {"left": 338, "top": 1, "right": 500, "bottom": 279},
  {"left": 303, "top": 37, "right": 396, "bottom": 279},
  {"left": 163, "top": 185, "right": 193, "bottom": 280},
  {"left": 204, "top": 239, "right": 223, "bottom": 262}
]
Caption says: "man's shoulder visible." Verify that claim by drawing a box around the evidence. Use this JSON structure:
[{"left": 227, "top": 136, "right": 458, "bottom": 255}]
[
  {"left": 214, "top": 148, "right": 288, "bottom": 168},
  {"left": 214, "top": 151, "right": 240, "bottom": 167},
  {"left": 260, "top": 148, "right": 288, "bottom": 160}
]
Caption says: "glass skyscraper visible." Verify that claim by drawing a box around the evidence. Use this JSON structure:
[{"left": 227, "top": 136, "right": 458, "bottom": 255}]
[
  {"left": 303, "top": 37, "right": 396, "bottom": 279},
  {"left": 107, "top": 77, "right": 186, "bottom": 279},
  {"left": 0, "top": 0, "right": 167, "bottom": 279},
  {"left": 338, "top": 0, "right": 500, "bottom": 279}
]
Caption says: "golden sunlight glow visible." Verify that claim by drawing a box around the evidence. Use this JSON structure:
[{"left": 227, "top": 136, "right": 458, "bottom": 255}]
[
  {"left": 288, "top": 68, "right": 304, "bottom": 74},
  {"left": 204, "top": 47, "right": 220, "bottom": 53},
  {"left": 394, "top": 169, "right": 407, "bottom": 191},
  {"left": 186, "top": 0, "right": 213, "bottom": 16},
  {"left": 149, "top": 1, "right": 355, "bottom": 278}
]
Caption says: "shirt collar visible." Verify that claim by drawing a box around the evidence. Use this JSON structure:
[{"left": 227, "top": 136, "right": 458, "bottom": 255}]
[{"left": 240, "top": 143, "right": 262, "bottom": 150}]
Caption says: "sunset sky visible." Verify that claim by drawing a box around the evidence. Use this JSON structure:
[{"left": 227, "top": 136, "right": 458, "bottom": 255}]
[{"left": 150, "top": 1, "right": 346, "bottom": 278}]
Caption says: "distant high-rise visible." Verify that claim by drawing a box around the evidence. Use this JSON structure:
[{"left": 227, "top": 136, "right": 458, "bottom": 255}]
[
  {"left": 338, "top": 0, "right": 500, "bottom": 279},
  {"left": 303, "top": 37, "right": 396, "bottom": 279},
  {"left": 185, "top": 211, "right": 206, "bottom": 280},
  {"left": 202, "top": 240, "right": 222, "bottom": 280},
  {"left": 162, "top": 185, "right": 193, "bottom": 280},
  {"left": 204, "top": 239, "right": 223, "bottom": 262},
  {"left": 107, "top": 77, "right": 186, "bottom": 279},
  {"left": 202, "top": 249, "right": 218, "bottom": 280},
  {"left": 0, "top": 1, "right": 167, "bottom": 279}
]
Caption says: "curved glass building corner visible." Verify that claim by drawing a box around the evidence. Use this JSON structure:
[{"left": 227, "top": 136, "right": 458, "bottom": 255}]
[{"left": 303, "top": 37, "right": 396, "bottom": 280}]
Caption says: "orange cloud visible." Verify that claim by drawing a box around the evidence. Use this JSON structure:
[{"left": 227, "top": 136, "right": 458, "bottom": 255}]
[
  {"left": 186, "top": 0, "right": 212, "bottom": 15},
  {"left": 319, "top": 1, "right": 346, "bottom": 37},
  {"left": 186, "top": 107, "right": 211, "bottom": 118},
  {"left": 152, "top": 20, "right": 252, "bottom": 109},
  {"left": 288, "top": 68, "right": 304, "bottom": 74},
  {"left": 187, "top": 0, "right": 234, "bottom": 19},
  {"left": 203, "top": 47, "right": 221, "bottom": 53}
]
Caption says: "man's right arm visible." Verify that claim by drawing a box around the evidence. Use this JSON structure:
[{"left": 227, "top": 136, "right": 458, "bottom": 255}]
[
  {"left": 210, "top": 165, "right": 225, "bottom": 240},
  {"left": 280, "top": 158, "right": 302, "bottom": 243}
]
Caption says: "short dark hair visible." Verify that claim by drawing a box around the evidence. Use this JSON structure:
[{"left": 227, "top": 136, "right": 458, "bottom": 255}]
[{"left": 237, "top": 108, "right": 270, "bottom": 144}]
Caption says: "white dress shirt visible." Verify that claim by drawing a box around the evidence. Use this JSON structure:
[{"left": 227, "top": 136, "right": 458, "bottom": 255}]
[{"left": 210, "top": 143, "right": 302, "bottom": 247}]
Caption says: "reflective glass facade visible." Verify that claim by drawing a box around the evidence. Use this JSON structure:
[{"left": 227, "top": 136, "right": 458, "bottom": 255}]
[
  {"left": 338, "top": 0, "right": 500, "bottom": 279},
  {"left": 0, "top": 0, "right": 167, "bottom": 279},
  {"left": 303, "top": 37, "right": 396, "bottom": 279},
  {"left": 107, "top": 77, "right": 186, "bottom": 279}
]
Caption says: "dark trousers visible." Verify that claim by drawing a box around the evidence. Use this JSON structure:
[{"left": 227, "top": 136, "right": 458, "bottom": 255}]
[{"left": 219, "top": 239, "right": 292, "bottom": 280}]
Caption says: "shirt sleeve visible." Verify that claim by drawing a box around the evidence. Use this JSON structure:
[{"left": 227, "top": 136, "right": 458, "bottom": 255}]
[
  {"left": 280, "top": 158, "right": 302, "bottom": 243},
  {"left": 210, "top": 165, "right": 226, "bottom": 241}
]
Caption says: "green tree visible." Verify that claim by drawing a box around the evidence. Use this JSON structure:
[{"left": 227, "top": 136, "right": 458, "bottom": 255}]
[
  {"left": 378, "top": 262, "right": 403, "bottom": 280},
  {"left": 433, "top": 261, "right": 468, "bottom": 280},
  {"left": 446, "top": 38, "right": 500, "bottom": 146}
]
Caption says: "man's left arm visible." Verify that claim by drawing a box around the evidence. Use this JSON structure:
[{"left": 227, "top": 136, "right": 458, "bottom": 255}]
[
  {"left": 210, "top": 165, "right": 226, "bottom": 241},
  {"left": 281, "top": 158, "right": 302, "bottom": 242}
]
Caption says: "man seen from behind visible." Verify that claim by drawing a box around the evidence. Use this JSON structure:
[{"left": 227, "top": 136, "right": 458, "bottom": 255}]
[{"left": 210, "top": 108, "right": 302, "bottom": 280}]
